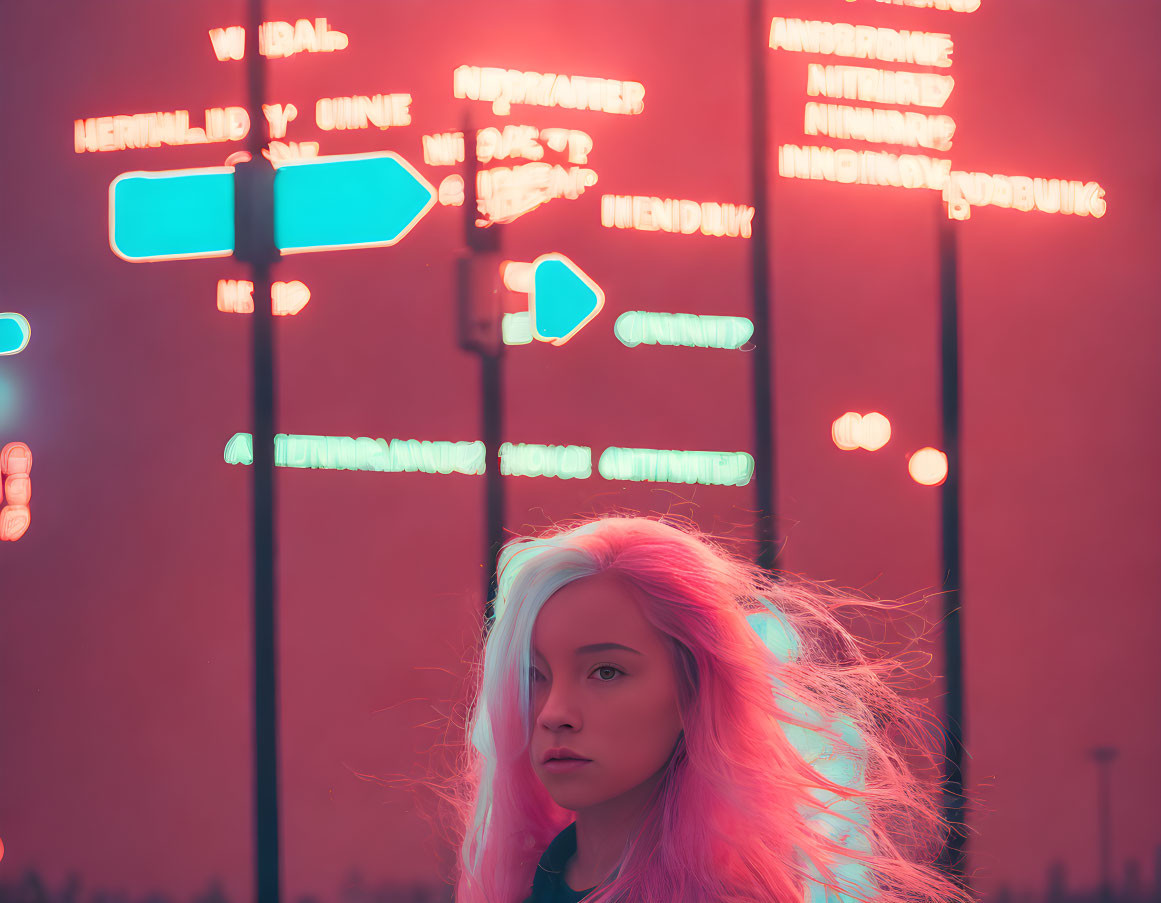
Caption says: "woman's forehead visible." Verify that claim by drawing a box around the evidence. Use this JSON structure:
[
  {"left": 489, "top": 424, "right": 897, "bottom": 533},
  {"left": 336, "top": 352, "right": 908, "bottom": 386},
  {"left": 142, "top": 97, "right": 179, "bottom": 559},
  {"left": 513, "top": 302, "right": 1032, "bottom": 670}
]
[{"left": 531, "top": 573, "right": 657, "bottom": 652}]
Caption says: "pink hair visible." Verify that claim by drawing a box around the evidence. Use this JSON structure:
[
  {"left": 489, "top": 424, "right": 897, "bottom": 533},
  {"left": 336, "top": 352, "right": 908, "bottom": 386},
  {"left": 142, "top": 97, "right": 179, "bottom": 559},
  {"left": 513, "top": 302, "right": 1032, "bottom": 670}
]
[{"left": 413, "top": 514, "right": 978, "bottom": 903}]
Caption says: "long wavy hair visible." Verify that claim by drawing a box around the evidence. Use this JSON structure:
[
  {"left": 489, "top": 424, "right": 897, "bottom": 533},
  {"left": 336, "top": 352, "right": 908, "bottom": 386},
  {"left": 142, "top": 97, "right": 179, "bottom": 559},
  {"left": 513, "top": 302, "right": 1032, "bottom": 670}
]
[{"left": 415, "top": 514, "right": 978, "bottom": 903}]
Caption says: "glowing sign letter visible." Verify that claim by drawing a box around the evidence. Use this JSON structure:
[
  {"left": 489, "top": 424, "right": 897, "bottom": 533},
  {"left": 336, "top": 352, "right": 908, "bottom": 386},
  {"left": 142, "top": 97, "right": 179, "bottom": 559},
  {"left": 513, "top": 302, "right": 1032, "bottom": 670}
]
[
  {"left": 110, "top": 167, "right": 235, "bottom": 262},
  {"left": 0, "top": 313, "right": 31, "bottom": 355},
  {"left": 0, "top": 442, "right": 32, "bottom": 541},
  {"left": 274, "top": 152, "right": 436, "bottom": 254}
]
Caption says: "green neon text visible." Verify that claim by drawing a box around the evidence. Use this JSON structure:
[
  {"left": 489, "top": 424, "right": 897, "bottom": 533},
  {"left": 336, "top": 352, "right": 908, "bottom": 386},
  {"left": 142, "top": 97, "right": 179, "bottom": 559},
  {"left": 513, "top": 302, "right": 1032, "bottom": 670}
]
[
  {"left": 598, "top": 447, "right": 754, "bottom": 486},
  {"left": 224, "top": 433, "right": 486, "bottom": 474},
  {"left": 502, "top": 312, "right": 533, "bottom": 345},
  {"left": 499, "top": 443, "right": 591, "bottom": 479},
  {"left": 614, "top": 311, "right": 754, "bottom": 349}
]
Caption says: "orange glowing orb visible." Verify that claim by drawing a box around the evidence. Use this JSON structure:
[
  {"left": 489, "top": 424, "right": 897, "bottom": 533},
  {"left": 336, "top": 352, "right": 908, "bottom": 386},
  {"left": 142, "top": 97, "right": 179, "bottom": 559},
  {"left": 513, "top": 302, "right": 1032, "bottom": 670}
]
[
  {"left": 908, "top": 447, "right": 948, "bottom": 486},
  {"left": 831, "top": 411, "right": 891, "bottom": 451}
]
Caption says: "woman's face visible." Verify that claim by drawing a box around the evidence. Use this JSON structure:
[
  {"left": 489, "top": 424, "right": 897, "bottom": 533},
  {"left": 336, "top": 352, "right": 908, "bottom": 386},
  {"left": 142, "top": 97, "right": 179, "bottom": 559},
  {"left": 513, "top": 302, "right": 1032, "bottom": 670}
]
[{"left": 528, "top": 571, "right": 685, "bottom": 812}]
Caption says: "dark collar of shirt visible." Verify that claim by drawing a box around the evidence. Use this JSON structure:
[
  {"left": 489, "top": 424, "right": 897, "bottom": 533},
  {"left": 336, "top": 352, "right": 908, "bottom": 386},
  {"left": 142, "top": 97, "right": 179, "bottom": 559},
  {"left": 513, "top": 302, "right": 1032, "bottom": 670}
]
[{"left": 523, "top": 821, "right": 598, "bottom": 903}]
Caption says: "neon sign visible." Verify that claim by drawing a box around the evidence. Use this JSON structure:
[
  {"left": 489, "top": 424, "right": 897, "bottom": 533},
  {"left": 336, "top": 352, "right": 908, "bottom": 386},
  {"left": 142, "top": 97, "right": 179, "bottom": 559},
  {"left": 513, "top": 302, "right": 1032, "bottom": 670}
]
[
  {"left": 0, "top": 314, "right": 31, "bottom": 356},
  {"left": 769, "top": 19, "right": 954, "bottom": 67},
  {"left": 108, "top": 152, "right": 437, "bottom": 262},
  {"left": 771, "top": 13, "right": 1108, "bottom": 219},
  {"left": 315, "top": 94, "right": 412, "bottom": 131},
  {"left": 75, "top": 108, "right": 249, "bottom": 153},
  {"left": 225, "top": 433, "right": 487, "bottom": 475},
  {"left": 501, "top": 254, "right": 605, "bottom": 346},
  {"left": 422, "top": 126, "right": 593, "bottom": 167},
  {"left": 600, "top": 195, "right": 755, "bottom": 238},
  {"left": 804, "top": 103, "right": 956, "bottom": 152},
  {"left": 807, "top": 64, "right": 954, "bottom": 108},
  {"left": 477, "top": 163, "right": 598, "bottom": 224},
  {"left": 453, "top": 66, "right": 645, "bottom": 116},
  {"left": 1, "top": 441, "right": 32, "bottom": 542},
  {"left": 614, "top": 312, "right": 754, "bottom": 350},
  {"left": 207, "top": 18, "right": 349, "bottom": 61},
  {"left": 498, "top": 443, "right": 592, "bottom": 480},
  {"left": 779, "top": 145, "right": 950, "bottom": 191},
  {"left": 597, "top": 448, "right": 755, "bottom": 487},
  {"left": 217, "top": 280, "right": 311, "bottom": 316}
]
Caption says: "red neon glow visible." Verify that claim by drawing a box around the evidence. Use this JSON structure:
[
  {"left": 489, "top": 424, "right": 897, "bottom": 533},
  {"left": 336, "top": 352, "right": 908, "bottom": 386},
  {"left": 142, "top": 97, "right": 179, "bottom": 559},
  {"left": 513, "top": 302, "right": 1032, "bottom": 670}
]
[{"left": 1, "top": 441, "right": 32, "bottom": 542}]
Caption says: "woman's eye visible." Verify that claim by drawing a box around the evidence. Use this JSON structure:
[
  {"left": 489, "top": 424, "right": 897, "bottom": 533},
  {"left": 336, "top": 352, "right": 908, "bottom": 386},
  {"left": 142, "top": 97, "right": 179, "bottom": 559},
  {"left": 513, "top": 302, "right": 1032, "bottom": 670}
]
[{"left": 593, "top": 665, "right": 623, "bottom": 682}]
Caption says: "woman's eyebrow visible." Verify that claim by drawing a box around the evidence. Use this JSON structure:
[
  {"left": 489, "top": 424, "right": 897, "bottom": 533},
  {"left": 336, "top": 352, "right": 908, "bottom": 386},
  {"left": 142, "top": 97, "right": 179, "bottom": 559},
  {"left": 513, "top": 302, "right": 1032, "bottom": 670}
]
[
  {"left": 576, "top": 642, "right": 643, "bottom": 655},
  {"left": 533, "top": 642, "right": 643, "bottom": 658}
]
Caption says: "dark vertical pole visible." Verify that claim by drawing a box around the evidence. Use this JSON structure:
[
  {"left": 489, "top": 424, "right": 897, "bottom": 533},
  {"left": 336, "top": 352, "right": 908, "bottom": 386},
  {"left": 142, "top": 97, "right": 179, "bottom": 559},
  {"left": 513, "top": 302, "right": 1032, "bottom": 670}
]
[
  {"left": 936, "top": 206, "right": 967, "bottom": 886},
  {"left": 1091, "top": 746, "right": 1118, "bottom": 903},
  {"left": 457, "top": 118, "right": 505, "bottom": 631},
  {"left": 748, "top": 0, "right": 778, "bottom": 574},
  {"left": 481, "top": 352, "right": 504, "bottom": 626},
  {"left": 240, "top": 3, "right": 281, "bottom": 903}
]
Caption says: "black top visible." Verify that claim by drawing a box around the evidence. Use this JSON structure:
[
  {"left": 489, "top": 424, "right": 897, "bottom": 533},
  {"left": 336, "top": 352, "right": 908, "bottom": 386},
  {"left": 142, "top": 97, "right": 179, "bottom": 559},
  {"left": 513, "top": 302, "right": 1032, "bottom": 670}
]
[{"left": 521, "top": 821, "right": 599, "bottom": 903}]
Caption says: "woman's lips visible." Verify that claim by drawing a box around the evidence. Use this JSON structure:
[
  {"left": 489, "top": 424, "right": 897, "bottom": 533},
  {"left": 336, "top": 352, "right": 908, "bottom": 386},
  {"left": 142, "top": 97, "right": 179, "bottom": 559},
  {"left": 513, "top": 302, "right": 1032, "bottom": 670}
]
[{"left": 542, "top": 758, "right": 592, "bottom": 773}]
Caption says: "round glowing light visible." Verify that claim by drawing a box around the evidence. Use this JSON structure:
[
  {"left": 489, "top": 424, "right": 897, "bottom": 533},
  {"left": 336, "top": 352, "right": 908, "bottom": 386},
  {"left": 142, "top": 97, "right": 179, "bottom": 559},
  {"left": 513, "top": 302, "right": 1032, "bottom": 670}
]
[
  {"left": 831, "top": 412, "right": 862, "bottom": 450},
  {"left": 858, "top": 412, "right": 891, "bottom": 451},
  {"left": 908, "top": 448, "right": 948, "bottom": 486},
  {"left": 0, "top": 834, "right": 5, "bottom": 863}
]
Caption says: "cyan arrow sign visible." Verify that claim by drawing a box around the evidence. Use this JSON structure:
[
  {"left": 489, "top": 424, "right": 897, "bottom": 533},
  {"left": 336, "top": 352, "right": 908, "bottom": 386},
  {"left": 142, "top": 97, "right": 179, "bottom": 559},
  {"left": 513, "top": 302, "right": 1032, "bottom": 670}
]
[
  {"left": 529, "top": 253, "right": 605, "bottom": 346},
  {"left": 0, "top": 313, "right": 31, "bottom": 356},
  {"left": 109, "top": 152, "right": 436, "bottom": 262},
  {"left": 275, "top": 153, "right": 435, "bottom": 253}
]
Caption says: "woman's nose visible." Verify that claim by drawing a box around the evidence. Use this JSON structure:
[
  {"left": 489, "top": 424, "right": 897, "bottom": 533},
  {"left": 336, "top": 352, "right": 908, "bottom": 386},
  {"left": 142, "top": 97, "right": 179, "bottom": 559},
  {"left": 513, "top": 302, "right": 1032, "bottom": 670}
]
[{"left": 536, "top": 683, "right": 581, "bottom": 729}]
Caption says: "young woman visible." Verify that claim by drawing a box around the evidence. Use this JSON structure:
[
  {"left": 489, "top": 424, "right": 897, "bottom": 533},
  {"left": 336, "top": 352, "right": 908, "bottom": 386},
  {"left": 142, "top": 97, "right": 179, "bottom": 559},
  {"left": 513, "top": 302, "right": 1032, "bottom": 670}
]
[{"left": 424, "top": 515, "right": 978, "bottom": 903}]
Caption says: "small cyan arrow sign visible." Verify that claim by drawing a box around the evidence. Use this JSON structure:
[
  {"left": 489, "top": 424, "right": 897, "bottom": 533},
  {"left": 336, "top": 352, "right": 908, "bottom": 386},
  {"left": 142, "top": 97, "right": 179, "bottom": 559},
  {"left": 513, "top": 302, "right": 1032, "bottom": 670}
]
[
  {"left": 529, "top": 253, "right": 605, "bottom": 346},
  {"left": 0, "top": 313, "right": 31, "bottom": 356}
]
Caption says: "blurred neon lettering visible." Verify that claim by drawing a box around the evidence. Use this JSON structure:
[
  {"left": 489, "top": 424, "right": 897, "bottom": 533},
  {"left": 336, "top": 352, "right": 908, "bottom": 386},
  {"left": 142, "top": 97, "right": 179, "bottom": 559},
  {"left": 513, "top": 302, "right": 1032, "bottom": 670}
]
[
  {"left": 499, "top": 443, "right": 592, "bottom": 479},
  {"left": 207, "top": 19, "right": 349, "bottom": 61},
  {"left": 75, "top": 108, "right": 249, "bottom": 153},
  {"left": 598, "top": 447, "right": 755, "bottom": 487},
  {"left": 600, "top": 195, "right": 755, "bottom": 238},
  {"left": 453, "top": 65, "right": 645, "bottom": 116},
  {"left": 224, "top": 433, "right": 486, "bottom": 475},
  {"left": 807, "top": 64, "right": 955, "bottom": 108},
  {"left": 615, "top": 312, "right": 754, "bottom": 350},
  {"left": 316, "top": 94, "right": 412, "bottom": 131},
  {"left": 804, "top": 102, "right": 956, "bottom": 151},
  {"left": 769, "top": 19, "right": 954, "bottom": 68}
]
